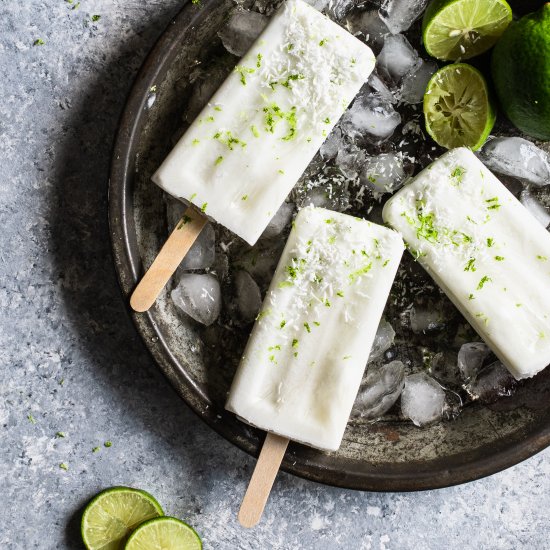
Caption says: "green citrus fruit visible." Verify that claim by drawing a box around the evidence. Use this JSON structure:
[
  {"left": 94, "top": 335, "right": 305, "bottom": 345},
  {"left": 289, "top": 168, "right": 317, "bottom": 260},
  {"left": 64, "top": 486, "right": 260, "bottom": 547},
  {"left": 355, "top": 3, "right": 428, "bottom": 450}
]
[
  {"left": 423, "top": 0, "right": 512, "bottom": 61},
  {"left": 124, "top": 517, "right": 202, "bottom": 550},
  {"left": 424, "top": 63, "right": 496, "bottom": 150},
  {"left": 492, "top": 4, "right": 550, "bottom": 140},
  {"left": 81, "top": 487, "right": 164, "bottom": 550}
]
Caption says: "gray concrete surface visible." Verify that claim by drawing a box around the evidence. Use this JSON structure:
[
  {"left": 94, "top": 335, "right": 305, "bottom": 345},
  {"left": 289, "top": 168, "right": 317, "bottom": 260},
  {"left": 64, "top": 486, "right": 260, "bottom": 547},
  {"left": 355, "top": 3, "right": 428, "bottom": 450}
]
[{"left": 1, "top": 1, "right": 549, "bottom": 548}]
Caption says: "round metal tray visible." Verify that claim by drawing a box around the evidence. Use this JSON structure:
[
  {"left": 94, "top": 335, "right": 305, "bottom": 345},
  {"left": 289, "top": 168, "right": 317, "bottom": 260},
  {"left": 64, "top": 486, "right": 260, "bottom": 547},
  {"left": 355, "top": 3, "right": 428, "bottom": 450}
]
[{"left": 109, "top": 0, "right": 550, "bottom": 491}]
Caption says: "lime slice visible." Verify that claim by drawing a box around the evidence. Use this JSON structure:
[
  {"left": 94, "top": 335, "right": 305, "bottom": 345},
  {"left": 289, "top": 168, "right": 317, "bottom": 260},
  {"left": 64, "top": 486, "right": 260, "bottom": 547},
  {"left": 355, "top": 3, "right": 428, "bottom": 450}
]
[
  {"left": 423, "top": 0, "right": 512, "bottom": 61},
  {"left": 81, "top": 487, "right": 164, "bottom": 550},
  {"left": 423, "top": 63, "right": 495, "bottom": 150},
  {"left": 124, "top": 517, "right": 202, "bottom": 550}
]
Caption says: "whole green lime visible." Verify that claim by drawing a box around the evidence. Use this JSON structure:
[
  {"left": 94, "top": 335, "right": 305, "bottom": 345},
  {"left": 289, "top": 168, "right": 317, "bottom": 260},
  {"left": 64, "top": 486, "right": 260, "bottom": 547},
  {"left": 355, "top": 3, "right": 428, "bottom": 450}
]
[{"left": 492, "top": 4, "right": 550, "bottom": 140}]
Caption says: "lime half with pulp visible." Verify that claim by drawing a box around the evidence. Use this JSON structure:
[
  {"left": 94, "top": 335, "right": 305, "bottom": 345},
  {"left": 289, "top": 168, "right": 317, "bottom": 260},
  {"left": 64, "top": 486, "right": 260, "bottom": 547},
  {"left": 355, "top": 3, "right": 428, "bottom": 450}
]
[
  {"left": 81, "top": 487, "right": 164, "bottom": 550},
  {"left": 423, "top": 0, "right": 512, "bottom": 61},
  {"left": 423, "top": 63, "right": 495, "bottom": 150},
  {"left": 124, "top": 517, "right": 202, "bottom": 550}
]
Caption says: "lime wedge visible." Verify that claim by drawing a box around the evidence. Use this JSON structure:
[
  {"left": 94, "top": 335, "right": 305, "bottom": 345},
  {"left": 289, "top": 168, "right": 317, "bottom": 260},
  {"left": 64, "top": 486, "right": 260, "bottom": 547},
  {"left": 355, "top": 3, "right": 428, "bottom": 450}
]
[
  {"left": 124, "top": 517, "right": 202, "bottom": 550},
  {"left": 81, "top": 487, "right": 164, "bottom": 550},
  {"left": 423, "top": 0, "right": 512, "bottom": 61},
  {"left": 423, "top": 63, "right": 495, "bottom": 150}
]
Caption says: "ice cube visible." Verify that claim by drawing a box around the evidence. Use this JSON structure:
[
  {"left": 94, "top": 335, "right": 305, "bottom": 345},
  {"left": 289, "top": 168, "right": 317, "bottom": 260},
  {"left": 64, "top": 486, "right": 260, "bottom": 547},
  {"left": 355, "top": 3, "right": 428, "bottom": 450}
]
[
  {"left": 186, "top": 64, "right": 232, "bottom": 123},
  {"left": 429, "top": 350, "right": 462, "bottom": 387},
  {"left": 304, "top": 0, "right": 330, "bottom": 10},
  {"left": 409, "top": 304, "right": 446, "bottom": 334},
  {"left": 233, "top": 241, "right": 285, "bottom": 288},
  {"left": 341, "top": 93, "right": 401, "bottom": 141},
  {"left": 320, "top": 126, "right": 346, "bottom": 160},
  {"left": 172, "top": 274, "right": 221, "bottom": 326},
  {"left": 165, "top": 196, "right": 186, "bottom": 231},
  {"left": 335, "top": 142, "right": 367, "bottom": 179},
  {"left": 457, "top": 342, "right": 491, "bottom": 381},
  {"left": 181, "top": 224, "right": 216, "bottom": 270},
  {"left": 400, "top": 59, "right": 438, "bottom": 104},
  {"left": 465, "top": 361, "right": 518, "bottom": 405},
  {"left": 326, "top": 0, "right": 358, "bottom": 20},
  {"left": 165, "top": 198, "right": 216, "bottom": 270},
  {"left": 346, "top": 10, "right": 390, "bottom": 52},
  {"left": 355, "top": 361, "right": 405, "bottom": 419},
  {"left": 218, "top": 9, "right": 269, "bottom": 57},
  {"left": 376, "top": 34, "right": 420, "bottom": 84},
  {"left": 234, "top": 270, "right": 262, "bottom": 323},
  {"left": 212, "top": 252, "right": 230, "bottom": 281},
  {"left": 360, "top": 152, "right": 406, "bottom": 196},
  {"left": 401, "top": 373, "right": 446, "bottom": 427},
  {"left": 369, "top": 319, "right": 396, "bottom": 361},
  {"left": 249, "top": 0, "right": 284, "bottom": 16},
  {"left": 261, "top": 202, "right": 294, "bottom": 239},
  {"left": 298, "top": 183, "right": 351, "bottom": 212},
  {"left": 379, "top": 0, "right": 430, "bottom": 34},
  {"left": 520, "top": 189, "right": 550, "bottom": 229},
  {"left": 367, "top": 73, "right": 397, "bottom": 104},
  {"left": 477, "top": 137, "right": 550, "bottom": 187}
]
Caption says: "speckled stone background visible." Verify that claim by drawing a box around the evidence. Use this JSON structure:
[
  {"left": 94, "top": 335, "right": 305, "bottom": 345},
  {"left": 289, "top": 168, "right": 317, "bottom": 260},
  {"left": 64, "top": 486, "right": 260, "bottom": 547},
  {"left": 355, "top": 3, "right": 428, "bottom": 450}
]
[{"left": 1, "top": 1, "right": 550, "bottom": 548}]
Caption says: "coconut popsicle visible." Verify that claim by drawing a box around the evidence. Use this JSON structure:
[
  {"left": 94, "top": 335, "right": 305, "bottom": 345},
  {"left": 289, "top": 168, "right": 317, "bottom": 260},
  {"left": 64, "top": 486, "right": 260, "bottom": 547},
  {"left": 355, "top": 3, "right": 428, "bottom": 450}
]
[
  {"left": 131, "top": 0, "right": 376, "bottom": 312},
  {"left": 383, "top": 148, "right": 550, "bottom": 380},
  {"left": 152, "top": 0, "right": 376, "bottom": 245},
  {"left": 226, "top": 207, "right": 405, "bottom": 451}
]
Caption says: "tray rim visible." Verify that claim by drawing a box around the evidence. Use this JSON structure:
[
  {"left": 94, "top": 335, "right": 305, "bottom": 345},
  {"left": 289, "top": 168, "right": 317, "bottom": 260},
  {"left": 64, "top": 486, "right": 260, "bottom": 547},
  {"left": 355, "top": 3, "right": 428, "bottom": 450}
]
[{"left": 108, "top": 0, "right": 550, "bottom": 492}]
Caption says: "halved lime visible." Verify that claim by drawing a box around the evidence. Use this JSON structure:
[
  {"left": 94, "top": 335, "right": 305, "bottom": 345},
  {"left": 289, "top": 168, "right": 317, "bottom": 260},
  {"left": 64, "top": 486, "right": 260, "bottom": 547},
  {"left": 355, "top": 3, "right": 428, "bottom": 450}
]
[
  {"left": 124, "top": 517, "right": 202, "bottom": 550},
  {"left": 423, "top": 63, "right": 495, "bottom": 150},
  {"left": 81, "top": 487, "right": 164, "bottom": 550},
  {"left": 423, "top": 0, "right": 512, "bottom": 61}
]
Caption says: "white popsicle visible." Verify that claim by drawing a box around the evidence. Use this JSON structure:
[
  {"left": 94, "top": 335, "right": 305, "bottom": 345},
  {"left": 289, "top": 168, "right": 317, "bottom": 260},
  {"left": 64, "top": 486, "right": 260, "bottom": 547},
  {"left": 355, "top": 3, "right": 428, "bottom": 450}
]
[
  {"left": 153, "top": 0, "right": 375, "bottom": 245},
  {"left": 226, "top": 207, "right": 404, "bottom": 451},
  {"left": 383, "top": 148, "right": 550, "bottom": 380}
]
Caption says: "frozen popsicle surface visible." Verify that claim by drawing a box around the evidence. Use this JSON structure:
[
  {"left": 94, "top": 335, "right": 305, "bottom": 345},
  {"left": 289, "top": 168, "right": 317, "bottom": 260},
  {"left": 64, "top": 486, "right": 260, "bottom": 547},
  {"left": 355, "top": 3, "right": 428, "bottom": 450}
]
[
  {"left": 226, "top": 207, "right": 404, "bottom": 451},
  {"left": 152, "top": 0, "right": 375, "bottom": 245},
  {"left": 383, "top": 148, "right": 550, "bottom": 380}
]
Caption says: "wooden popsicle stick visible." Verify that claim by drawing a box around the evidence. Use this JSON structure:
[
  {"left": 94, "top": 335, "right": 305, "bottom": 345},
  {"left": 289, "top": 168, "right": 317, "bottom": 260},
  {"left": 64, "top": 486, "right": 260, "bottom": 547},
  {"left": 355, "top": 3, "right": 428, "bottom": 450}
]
[
  {"left": 238, "top": 433, "right": 289, "bottom": 528},
  {"left": 130, "top": 206, "right": 207, "bottom": 312}
]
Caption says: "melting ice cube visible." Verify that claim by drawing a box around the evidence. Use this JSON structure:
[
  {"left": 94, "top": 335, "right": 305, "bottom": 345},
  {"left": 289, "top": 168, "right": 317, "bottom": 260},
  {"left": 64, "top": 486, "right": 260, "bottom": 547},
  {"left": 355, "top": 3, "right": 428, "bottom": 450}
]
[
  {"left": 181, "top": 224, "right": 216, "bottom": 271},
  {"left": 341, "top": 93, "right": 401, "bottom": 141},
  {"left": 346, "top": 9, "right": 390, "bottom": 52},
  {"left": 399, "top": 59, "right": 438, "bottom": 104},
  {"left": 261, "top": 202, "right": 294, "bottom": 239},
  {"left": 355, "top": 361, "right": 405, "bottom": 419},
  {"left": 520, "top": 189, "right": 550, "bottom": 229},
  {"left": 477, "top": 137, "right": 550, "bottom": 187},
  {"left": 376, "top": 34, "right": 420, "bottom": 84},
  {"left": 186, "top": 64, "right": 232, "bottom": 123},
  {"left": 369, "top": 319, "right": 396, "bottom": 362},
  {"left": 234, "top": 270, "right": 262, "bottom": 324},
  {"left": 409, "top": 304, "right": 446, "bottom": 334},
  {"left": 457, "top": 342, "right": 491, "bottom": 381},
  {"left": 465, "top": 361, "right": 518, "bottom": 405},
  {"left": 401, "top": 373, "right": 446, "bottom": 427},
  {"left": 379, "top": 0, "right": 430, "bottom": 34},
  {"left": 305, "top": 0, "right": 331, "bottom": 10},
  {"left": 218, "top": 9, "right": 269, "bottom": 57},
  {"left": 367, "top": 73, "right": 397, "bottom": 104},
  {"left": 165, "top": 198, "right": 216, "bottom": 270},
  {"left": 326, "top": 0, "right": 358, "bottom": 21},
  {"left": 360, "top": 152, "right": 406, "bottom": 196},
  {"left": 172, "top": 274, "right": 222, "bottom": 326},
  {"left": 336, "top": 142, "right": 367, "bottom": 179}
]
